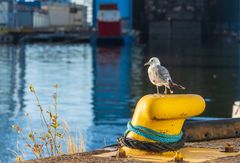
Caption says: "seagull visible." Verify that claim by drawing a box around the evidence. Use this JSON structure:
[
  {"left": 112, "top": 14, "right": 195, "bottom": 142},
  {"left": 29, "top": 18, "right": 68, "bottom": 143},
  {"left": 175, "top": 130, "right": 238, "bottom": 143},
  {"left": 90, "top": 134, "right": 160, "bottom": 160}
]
[{"left": 144, "top": 57, "right": 185, "bottom": 94}]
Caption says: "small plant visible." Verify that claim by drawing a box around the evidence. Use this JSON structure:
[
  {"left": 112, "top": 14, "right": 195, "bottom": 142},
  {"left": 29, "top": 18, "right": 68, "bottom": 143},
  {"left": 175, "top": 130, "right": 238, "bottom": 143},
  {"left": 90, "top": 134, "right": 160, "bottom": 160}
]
[
  {"left": 63, "top": 122, "right": 85, "bottom": 154},
  {"left": 12, "top": 84, "right": 85, "bottom": 160}
]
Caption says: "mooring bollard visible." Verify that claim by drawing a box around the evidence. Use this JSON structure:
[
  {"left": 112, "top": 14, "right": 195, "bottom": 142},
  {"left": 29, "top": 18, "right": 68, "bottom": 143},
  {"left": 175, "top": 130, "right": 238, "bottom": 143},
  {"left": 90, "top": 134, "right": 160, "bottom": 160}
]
[{"left": 119, "top": 94, "right": 206, "bottom": 157}]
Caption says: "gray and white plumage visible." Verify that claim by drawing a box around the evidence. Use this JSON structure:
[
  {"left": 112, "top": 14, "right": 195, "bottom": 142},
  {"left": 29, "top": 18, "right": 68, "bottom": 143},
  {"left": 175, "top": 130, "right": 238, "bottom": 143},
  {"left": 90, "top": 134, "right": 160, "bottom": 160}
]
[{"left": 144, "top": 57, "right": 185, "bottom": 94}]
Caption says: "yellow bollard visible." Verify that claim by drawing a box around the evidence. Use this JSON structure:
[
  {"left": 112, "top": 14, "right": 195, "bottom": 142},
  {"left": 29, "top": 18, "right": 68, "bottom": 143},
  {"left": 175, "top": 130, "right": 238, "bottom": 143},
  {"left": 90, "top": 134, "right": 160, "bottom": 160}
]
[{"left": 121, "top": 94, "right": 205, "bottom": 157}]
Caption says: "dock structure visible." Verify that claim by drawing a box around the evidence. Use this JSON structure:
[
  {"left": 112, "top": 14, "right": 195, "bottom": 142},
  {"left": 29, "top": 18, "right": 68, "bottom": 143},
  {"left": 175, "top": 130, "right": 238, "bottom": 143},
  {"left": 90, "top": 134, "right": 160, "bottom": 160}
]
[
  {"left": 132, "top": 0, "right": 209, "bottom": 43},
  {"left": 24, "top": 132, "right": 240, "bottom": 162},
  {"left": 22, "top": 119, "right": 240, "bottom": 162},
  {"left": 208, "top": 0, "right": 240, "bottom": 36},
  {"left": 0, "top": 0, "right": 90, "bottom": 43},
  {"left": 0, "top": 29, "right": 92, "bottom": 43},
  {"left": 2, "top": 0, "right": 240, "bottom": 43},
  {"left": 132, "top": 0, "right": 240, "bottom": 43}
]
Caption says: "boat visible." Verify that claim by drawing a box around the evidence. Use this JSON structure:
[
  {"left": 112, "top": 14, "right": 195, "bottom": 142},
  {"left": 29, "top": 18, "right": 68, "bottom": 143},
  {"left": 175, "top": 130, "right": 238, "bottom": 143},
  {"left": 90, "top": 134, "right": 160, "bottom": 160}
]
[{"left": 95, "top": 3, "right": 124, "bottom": 45}]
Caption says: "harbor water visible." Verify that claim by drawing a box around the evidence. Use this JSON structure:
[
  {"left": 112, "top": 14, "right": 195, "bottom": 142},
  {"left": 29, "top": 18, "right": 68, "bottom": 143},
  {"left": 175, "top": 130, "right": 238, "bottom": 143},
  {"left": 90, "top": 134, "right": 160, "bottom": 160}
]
[{"left": 0, "top": 41, "right": 240, "bottom": 161}]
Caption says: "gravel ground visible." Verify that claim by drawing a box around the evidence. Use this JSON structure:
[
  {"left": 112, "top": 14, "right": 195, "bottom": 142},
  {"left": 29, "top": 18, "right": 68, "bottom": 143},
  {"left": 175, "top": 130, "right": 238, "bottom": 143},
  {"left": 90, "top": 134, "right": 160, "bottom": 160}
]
[
  {"left": 24, "top": 138, "right": 240, "bottom": 163},
  {"left": 24, "top": 150, "right": 154, "bottom": 163}
]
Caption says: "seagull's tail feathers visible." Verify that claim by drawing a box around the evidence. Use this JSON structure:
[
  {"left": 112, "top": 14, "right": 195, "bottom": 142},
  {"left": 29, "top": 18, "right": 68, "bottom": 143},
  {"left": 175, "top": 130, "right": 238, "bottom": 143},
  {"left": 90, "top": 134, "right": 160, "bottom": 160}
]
[{"left": 169, "top": 80, "right": 186, "bottom": 90}]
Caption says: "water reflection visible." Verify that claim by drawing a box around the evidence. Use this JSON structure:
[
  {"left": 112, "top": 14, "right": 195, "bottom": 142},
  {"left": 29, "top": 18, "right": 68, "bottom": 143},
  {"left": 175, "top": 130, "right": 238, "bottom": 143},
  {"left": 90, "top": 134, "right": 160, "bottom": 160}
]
[
  {"left": 0, "top": 45, "right": 25, "bottom": 162},
  {"left": 0, "top": 40, "right": 240, "bottom": 161},
  {"left": 0, "top": 43, "right": 96, "bottom": 162},
  {"left": 147, "top": 40, "right": 240, "bottom": 117},
  {"left": 87, "top": 45, "right": 132, "bottom": 149},
  {"left": 0, "top": 43, "right": 139, "bottom": 161},
  {"left": 23, "top": 43, "right": 94, "bottom": 130}
]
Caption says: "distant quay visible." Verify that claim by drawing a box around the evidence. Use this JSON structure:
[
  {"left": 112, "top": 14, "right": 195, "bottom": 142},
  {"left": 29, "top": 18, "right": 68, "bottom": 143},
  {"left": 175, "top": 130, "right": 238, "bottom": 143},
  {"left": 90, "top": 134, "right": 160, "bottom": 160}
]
[
  {"left": 0, "top": 0, "right": 90, "bottom": 43},
  {"left": 0, "top": 29, "right": 92, "bottom": 43}
]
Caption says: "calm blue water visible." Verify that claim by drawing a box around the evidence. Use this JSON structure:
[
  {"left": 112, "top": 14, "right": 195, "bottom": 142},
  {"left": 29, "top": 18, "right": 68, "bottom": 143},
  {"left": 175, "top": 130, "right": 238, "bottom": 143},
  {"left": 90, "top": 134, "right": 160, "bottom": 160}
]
[{"left": 0, "top": 41, "right": 240, "bottom": 161}]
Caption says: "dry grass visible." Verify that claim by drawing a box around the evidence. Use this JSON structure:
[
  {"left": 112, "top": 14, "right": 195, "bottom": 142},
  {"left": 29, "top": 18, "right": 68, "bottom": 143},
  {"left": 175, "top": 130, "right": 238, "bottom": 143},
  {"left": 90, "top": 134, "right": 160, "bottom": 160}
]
[
  {"left": 12, "top": 84, "right": 85, "bottom": 161},
  {"left": 63, "top": 121, "right": 85, "bottom": 154},
  {"left": 66, "top": 133, "right": 85, "bottom": 154}
]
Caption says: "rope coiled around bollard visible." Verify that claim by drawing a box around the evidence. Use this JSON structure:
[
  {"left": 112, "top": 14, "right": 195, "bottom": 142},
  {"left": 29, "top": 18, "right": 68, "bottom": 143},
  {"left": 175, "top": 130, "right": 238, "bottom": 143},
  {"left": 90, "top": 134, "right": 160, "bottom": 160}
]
[{"left": 118, "top": 122, "right": 185, "bottom": 152}]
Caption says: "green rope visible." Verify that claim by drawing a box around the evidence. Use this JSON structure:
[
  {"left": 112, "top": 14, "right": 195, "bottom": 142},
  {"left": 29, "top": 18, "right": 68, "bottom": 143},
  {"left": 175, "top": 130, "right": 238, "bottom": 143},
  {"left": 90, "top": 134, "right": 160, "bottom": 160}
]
[{"left": 125, "top": 121, "right": 183, "bottom": 143}]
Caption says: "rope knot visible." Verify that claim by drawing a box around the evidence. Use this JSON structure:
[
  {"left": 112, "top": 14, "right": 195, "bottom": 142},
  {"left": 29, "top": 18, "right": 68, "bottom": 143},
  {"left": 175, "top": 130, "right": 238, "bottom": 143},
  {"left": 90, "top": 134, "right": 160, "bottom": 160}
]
[{"left": 119, "top": 121, "right": 185, "bottom": 152}]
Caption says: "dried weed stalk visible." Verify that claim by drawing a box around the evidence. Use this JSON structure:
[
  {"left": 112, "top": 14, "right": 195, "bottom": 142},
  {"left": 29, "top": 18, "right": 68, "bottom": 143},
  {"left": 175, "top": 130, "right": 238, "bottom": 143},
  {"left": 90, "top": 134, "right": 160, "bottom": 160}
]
[{"left": 12, "top": 84, "right": 85, "bottom": 160}]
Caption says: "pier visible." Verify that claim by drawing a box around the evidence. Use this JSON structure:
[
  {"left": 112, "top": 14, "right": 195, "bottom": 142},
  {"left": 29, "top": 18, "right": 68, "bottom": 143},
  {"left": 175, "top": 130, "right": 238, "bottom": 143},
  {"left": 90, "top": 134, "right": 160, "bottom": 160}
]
[
  {"left": 24, "top": 119, "right": 240, "bottom": 162},
  {"left": 0, "top": 29, "right": 92, "bottom": 43},
  {"left": 2, "top": 0, "right": 240, "bottom": 44},
  {"left": 0, "top": 0, "right": 90, "bottom": 43}
]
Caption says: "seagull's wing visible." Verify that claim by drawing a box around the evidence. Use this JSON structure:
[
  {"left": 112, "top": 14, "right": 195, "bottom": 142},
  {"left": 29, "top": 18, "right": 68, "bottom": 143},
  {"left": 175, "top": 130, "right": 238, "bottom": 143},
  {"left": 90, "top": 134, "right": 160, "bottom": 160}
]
[
  {"left": 158, "top": 66, "right": 185, "bottom": 90},
  {"left": 148, "top": 65, "right": 172, "bottom": 85},
  {"left": 156, "top": 65, "right": 172, "bottom": 83}
]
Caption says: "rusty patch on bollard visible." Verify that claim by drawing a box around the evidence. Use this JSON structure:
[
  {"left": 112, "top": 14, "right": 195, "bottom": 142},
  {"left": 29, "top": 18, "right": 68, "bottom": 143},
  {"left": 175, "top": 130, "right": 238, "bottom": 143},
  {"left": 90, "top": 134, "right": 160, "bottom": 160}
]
[
  {"left": 223, "top": 143, "right": 238, "bottom": 153},
  {"left": 116, "top": 148, "right": 127, "bottom": 158}
]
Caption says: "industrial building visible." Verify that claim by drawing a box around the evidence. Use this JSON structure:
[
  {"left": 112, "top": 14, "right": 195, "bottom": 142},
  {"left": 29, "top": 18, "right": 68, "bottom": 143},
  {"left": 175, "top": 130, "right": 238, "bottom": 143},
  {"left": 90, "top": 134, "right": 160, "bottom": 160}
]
[
  {"left": 0, "top": 1, "right": 9, "bottom": 27},
  {"left": 44, "top": 2, "right": 87, "bottom": 27},
  {"left": 15, "top": 1, "right": 49, "bottom": 29},
  {"left": 0, "top": 0, "right": 87, "bottom": 30},
  {"left": 132, "top": 0, "right": 209, "bottom": 43}
]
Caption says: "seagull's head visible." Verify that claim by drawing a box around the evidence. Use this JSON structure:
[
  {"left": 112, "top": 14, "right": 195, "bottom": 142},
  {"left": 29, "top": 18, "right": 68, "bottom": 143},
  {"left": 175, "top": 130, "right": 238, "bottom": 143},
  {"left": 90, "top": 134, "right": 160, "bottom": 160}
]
[{"left": 144, "top": 57, "right": 161, "bottom": 66}]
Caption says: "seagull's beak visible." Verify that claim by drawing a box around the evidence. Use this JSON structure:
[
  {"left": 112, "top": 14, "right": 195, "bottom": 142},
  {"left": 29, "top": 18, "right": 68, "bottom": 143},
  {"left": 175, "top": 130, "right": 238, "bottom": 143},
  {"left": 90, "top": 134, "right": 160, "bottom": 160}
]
[{"left": 144, "top": 62, "right": 150, "bottom": 66}]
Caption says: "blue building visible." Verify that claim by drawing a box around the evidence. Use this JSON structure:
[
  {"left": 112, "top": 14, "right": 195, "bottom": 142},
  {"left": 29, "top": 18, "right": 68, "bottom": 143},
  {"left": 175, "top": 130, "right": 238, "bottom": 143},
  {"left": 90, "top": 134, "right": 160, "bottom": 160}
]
[{"left": 92, "top": 0, "right": 132, "bottom": 31}]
